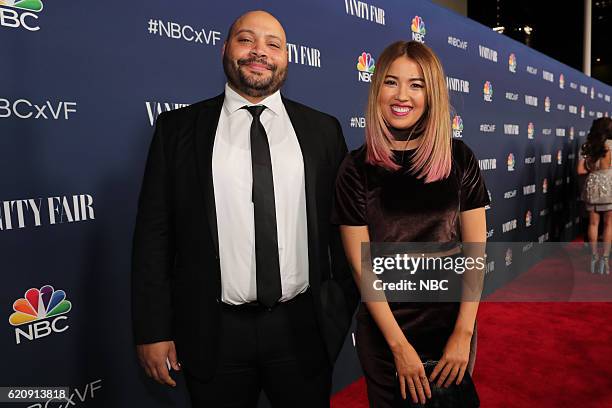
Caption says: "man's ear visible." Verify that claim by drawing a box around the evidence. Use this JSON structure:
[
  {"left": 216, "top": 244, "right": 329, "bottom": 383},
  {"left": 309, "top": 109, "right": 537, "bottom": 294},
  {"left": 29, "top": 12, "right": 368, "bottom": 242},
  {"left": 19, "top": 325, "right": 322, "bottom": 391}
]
[{"left": 221, "top": 42, "right": 226, "bottom": 58}]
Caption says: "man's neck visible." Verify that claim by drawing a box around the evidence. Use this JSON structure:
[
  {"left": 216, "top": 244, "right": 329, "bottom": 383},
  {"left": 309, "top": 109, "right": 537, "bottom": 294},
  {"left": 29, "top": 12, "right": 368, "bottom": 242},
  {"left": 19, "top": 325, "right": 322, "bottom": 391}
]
[{"left": 227, "top": 82, "right": 270, "bottom": 104}]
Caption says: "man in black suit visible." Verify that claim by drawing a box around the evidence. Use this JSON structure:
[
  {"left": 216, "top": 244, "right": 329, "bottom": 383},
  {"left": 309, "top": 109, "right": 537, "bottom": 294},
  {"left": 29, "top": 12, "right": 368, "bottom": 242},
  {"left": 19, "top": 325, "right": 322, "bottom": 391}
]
[{"left": 132, "top": 10, "right": 358, "bottom": 408}]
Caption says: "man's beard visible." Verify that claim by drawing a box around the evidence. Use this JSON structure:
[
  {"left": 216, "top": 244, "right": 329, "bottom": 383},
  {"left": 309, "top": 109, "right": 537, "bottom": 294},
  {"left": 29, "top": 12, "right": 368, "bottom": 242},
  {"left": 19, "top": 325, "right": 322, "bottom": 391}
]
[{"left": 223, "top": 53, "right": 287, "bottom": 98}]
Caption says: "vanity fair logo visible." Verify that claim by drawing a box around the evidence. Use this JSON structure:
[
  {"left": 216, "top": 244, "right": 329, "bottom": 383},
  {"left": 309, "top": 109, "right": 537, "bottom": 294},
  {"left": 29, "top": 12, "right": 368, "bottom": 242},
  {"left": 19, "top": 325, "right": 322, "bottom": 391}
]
[
  {"left": 580, "top": 85, "right": 588, "bottom": 94},
  {"left": 446, "top": 76, "right": 470, "bottom": 93},
  {"left": 478, "top": 159, "right": 496, "bottom": 170},
  {"left": 542, "top": 70, "right": 554, "bottom": 82},
  {"left": 556, "top": 128, "right": 566, "bottom": 137},
  {"left": 541, "top": 154, "right": 552, "bottom": 163},
  {"left": 478, "top": 45, "right": 497, "bottom": 62},
  {"left": 448, "top": 35, "right": 467, "bottom": 50},
  {"left": 344, "top": 0, "right": 385, "bottom": 25},
  {"left": 287, "top": 42, "right": 321, "bottom": 67},
  {"left": 0, "top": 0, "right": 43, "bottom": 31},
  {"left": 504, "top": 124, "right": 519, "bottom": 135},
  {"left": 523, "top": 184, "right": 536, "bottom": 195},
  {"left": 0, "top": 98, "right": 77, "bottom": 120},
  {"left": 569, "top": 105, "right": 578, "bottom": 114},
  {"left": 524, "top": 95, "right": 538, "bottom": 107},
  {"left": 502, "top": 220, "right": 517, "bottom": 233},
  {"left": 146, "top": 102, "right": 189, "bottom": 126},
  {"left": 0, "top": 194, "right": 95, "bottom": 231}
]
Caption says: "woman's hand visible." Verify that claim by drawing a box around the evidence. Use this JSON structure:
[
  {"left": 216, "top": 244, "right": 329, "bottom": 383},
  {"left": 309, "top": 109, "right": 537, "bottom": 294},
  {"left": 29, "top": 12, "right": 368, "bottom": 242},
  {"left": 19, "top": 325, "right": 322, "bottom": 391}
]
[
  {"left": 391, "top": 340, "right": 432, "bottom": 404},
  {"left": 430, "top": 329, "right": 472, "bottom": 387}
]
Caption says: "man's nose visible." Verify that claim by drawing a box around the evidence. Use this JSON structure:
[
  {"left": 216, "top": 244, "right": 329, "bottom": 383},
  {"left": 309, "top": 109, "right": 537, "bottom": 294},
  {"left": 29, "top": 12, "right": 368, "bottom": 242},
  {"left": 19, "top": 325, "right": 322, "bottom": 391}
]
[{"left": 250, "top": 39, "right": 268, "bottom": 58}]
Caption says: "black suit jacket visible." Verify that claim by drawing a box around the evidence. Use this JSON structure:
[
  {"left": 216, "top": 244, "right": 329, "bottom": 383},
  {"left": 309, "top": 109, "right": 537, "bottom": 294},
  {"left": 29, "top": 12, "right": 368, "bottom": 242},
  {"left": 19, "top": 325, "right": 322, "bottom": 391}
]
[{"left": 131, "top": 93, "right": 358, "bottom": 381}]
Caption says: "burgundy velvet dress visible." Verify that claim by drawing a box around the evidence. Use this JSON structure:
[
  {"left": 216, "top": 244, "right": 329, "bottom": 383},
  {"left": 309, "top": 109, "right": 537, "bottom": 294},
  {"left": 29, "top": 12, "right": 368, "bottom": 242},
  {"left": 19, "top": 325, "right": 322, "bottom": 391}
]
[{"left": 332, "top": 139, "right": 490, "bottom": 407}]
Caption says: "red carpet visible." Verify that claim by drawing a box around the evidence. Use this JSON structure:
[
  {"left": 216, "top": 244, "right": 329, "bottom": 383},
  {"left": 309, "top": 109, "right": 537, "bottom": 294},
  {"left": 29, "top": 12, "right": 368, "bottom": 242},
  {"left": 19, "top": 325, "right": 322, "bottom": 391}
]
[{"left": 331, "top": 249, "right": 612, "bottom": 407}]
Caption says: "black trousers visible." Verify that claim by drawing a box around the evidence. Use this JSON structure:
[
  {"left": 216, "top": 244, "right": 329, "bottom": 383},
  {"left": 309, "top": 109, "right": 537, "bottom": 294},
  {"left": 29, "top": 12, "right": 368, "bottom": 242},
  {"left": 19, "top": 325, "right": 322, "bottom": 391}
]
[{"left": 184, "top": 290, "right": 331, "bottom": 408}]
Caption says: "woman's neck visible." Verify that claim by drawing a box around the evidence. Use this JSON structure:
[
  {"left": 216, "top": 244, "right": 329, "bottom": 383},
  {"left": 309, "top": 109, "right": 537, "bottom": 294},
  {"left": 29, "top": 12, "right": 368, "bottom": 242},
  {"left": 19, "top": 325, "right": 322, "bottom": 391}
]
[{"left": 389, "top": 126, "right": 422, "bottom": 150}]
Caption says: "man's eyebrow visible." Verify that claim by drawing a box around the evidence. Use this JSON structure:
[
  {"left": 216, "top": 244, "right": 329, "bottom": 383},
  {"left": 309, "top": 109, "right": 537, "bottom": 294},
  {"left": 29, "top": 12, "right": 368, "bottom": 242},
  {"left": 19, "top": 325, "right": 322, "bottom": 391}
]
[{"left": 233, "top": 29, "right": 283, "bottom": 42}]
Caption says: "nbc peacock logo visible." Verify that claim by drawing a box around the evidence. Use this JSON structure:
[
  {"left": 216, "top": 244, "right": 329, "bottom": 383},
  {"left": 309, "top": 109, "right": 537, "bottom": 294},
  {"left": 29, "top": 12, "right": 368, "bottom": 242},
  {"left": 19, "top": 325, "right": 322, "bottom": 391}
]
[
  {"left": 9, "top": 285, "right": 72, "bottom": 344},
  {"left": 0, "top": 0, "right": 43, "bottom": 31},
  {"left": 527, "top": 122, "right": 534, "bottom": 139},
  {"left": 580, "top": 105, "right": 585, "bottom": 118},
  {"left": 544, "top": 96, "right": 551, "bottom": 112},
  {"left": 569, "top": 126, "right": 575, "bottom": 140},
  {"left": 525, "top": 210, "right": 532, "bottom": 227},
  {"left": 0, "top": 0, "right": 43, "bottom": 12},
  {"left": 483, "top": 81, "right": 493, "bottom": 102},
  {"left": 452, "top": 115, "right": 463, "bottom": 138},
  {"left": 357, "top": 52, "right": 375, "bottom": 83},
  {"left": 557, "top": 149, "right": 562, "bottom": 165},
  {"left": 559, "top": 74, "right": 565, "bottom": 89},
  {"left": 508, "top": 53, "right": 517, "bottom": 73},
  {"left": 410, "top": 16, "right": 426, "bottom": 43},
  {"left": 507, "top": 153, "right": 515, "bottom": 171},
  {"left": 542, "top": 178, "right": 548, "bottom": 193}
]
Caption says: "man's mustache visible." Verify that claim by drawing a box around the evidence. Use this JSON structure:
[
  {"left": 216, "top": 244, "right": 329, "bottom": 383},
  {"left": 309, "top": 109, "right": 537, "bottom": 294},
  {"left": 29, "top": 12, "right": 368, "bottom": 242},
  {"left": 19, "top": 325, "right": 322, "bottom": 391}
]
[{"left": 237, "top": 57, "right": 276, "bottom": 71}]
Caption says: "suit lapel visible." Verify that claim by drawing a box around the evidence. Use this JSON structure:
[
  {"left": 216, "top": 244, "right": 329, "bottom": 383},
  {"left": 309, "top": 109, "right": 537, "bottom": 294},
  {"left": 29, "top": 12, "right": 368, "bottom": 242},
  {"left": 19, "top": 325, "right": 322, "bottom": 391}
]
[
  {"left": 283, "top": 97, "right": 321, "bottom": 280},
  {"left": 194, "top": 93, "right": 224, "bottom": 258}
]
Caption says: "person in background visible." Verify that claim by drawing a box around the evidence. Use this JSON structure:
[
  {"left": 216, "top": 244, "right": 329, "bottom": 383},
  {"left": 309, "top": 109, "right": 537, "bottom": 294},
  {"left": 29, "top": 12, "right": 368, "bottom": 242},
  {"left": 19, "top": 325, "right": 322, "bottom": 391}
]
[{"left": 577, "top": 117, "right": 612, "bottom": 274}]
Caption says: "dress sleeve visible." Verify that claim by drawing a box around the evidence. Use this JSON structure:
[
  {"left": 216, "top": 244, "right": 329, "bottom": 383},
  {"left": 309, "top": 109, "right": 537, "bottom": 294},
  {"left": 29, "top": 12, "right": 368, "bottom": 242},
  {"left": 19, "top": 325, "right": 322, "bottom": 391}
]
[
  {"left": 331, "top": 152, "right": 368, "bottom": 225},
  {"left": 458, "top": 142, "right": 490, "bottom": 212}
]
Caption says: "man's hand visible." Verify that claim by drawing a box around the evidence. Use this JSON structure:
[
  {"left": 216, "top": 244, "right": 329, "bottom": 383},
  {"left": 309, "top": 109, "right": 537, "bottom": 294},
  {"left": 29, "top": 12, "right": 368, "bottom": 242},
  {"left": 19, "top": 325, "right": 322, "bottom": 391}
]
[{"left": 137, "top": 341, "right": 181, "bottom": 387}]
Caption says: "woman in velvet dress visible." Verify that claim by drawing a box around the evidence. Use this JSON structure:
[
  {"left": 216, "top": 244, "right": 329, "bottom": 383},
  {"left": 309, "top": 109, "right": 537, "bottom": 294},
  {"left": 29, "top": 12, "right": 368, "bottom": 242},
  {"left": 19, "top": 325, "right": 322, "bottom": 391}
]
[{"left": 332, "top": 41, "right": 489, "bottom": 407}]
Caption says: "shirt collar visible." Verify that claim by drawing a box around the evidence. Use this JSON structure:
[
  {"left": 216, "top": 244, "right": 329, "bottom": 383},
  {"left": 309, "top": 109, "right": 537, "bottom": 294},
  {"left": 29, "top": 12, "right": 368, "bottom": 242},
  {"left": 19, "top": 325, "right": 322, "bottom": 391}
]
[{"left": 223, "top": 83, "right": 282, "bottom": 117}]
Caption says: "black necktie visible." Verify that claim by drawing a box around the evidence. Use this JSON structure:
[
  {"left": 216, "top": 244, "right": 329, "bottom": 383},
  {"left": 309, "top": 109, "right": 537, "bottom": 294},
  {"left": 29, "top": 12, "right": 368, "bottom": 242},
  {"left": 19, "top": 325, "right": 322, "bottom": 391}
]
[{"left": 242, "top": 105, "right": 282, "bottom": 308}]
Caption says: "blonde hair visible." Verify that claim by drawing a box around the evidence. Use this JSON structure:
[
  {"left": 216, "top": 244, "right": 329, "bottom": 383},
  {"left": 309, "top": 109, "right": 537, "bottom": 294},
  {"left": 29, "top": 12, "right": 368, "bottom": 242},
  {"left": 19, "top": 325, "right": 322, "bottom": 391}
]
[{"left": 365, "top": 41, "right": 452, "bottom": 183}]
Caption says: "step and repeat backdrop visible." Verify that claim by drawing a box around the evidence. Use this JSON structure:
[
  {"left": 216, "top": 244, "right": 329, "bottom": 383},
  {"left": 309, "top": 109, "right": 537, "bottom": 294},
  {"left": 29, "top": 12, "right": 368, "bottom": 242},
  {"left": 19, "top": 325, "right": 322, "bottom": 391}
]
[{"left": 2, "top": 0, "right": 611, "bottom": 406}]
